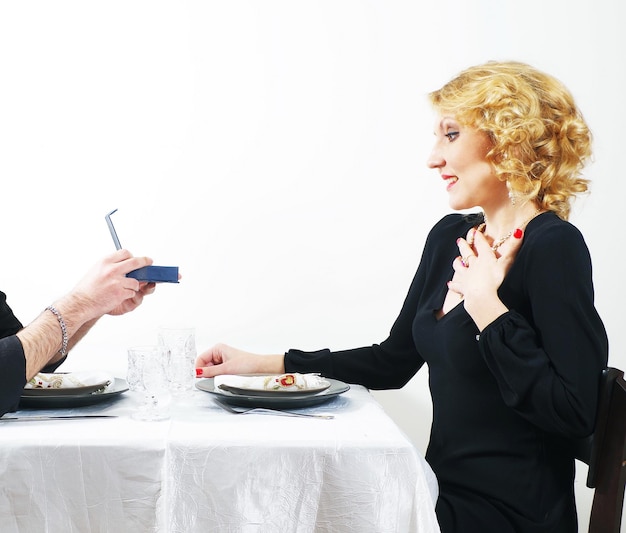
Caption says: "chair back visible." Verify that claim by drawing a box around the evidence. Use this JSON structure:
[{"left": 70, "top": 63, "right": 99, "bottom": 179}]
[{"left": 574, "top": 367, "right": 626, "bottom": 533}]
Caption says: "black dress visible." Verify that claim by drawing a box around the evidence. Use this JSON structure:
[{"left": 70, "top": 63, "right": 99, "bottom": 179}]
[{"left": 285, "top": 211, "right": 608, "bottom": 532}]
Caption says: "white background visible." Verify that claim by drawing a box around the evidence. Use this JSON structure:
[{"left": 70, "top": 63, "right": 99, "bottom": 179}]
[{"left": 1, "top": 1, "right": 624, "bottom": 529}]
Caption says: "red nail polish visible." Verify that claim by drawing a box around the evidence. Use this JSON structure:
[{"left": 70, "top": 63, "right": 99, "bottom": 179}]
[
  {"left": 195, "top": 368, "right": 203, "bottom": 377},
  {"left": 513, "top": 228, "right": 523, "bottom": 239}
]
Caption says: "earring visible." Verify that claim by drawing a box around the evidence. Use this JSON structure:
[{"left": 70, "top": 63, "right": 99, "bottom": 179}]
[{"left": 506, "top": 180, "right": 516, "bottom": 205}]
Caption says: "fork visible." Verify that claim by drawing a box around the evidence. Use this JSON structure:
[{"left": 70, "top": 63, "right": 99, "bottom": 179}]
[{"left": 215, "top": 400, "right": 334, "bottom": 419}]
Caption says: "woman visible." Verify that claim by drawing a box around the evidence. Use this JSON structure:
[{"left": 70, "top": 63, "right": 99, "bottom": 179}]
[
  {"left": 0, "top": 249, "right": 156, "bottom": 417},
  {"left": 195, "top": 61, "right": 609, "bottom": 532}
]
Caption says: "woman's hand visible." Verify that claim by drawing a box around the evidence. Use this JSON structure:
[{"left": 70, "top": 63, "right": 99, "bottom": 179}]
[
  {"left": 448, "top": 226, "right": 524, "bottom": 330},
  {"left": 195, "top": 343, "right": 285, "bottom": 378}
]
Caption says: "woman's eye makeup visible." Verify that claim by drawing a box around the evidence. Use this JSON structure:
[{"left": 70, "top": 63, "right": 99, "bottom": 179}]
[{"left": 444, "top": 131, "right": 459, "bottom": 141}]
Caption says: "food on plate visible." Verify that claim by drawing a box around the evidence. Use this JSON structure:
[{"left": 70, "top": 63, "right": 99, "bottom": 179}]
[
  {"left": 214, "top": 373, "right": 329, "bottom": 392},
  {"left": 24, "top": 372, "right": 112, "bottom": 390}
]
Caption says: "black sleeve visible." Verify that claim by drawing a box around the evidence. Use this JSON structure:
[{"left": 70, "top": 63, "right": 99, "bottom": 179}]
[
  {"left": 0, "top": 335, "right": 27, "bottom": 416},
  {"left": 284, "top": 266, "right": 428, "bottom": 388},
  {"left": 479, "top": 223, "right": 608, "bottom": 438},
  {"left": 284, "top": 221, "right": 445, "bottom": 389},
  {"left": 0, "top": 290, "right": 23, "bottom": 338}
]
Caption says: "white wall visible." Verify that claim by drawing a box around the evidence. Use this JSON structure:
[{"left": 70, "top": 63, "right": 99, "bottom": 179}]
[{"left": 1, "top": 1, "right": 624, "bottom": 529}]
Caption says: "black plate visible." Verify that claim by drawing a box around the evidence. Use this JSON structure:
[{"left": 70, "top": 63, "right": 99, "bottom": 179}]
[
  {"left": 19, "top": 378, "right": 129, "bottom": 408},
  {"left": 197, "top": 377, "right": 350, "bottom": 408},
  {"left": 22, "top": 381, "right": 111, "bottom": 397}
]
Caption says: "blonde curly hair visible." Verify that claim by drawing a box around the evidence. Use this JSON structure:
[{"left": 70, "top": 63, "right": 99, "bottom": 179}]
[{"left": 428, "top": 61, "right": 592, "bottom": 220}]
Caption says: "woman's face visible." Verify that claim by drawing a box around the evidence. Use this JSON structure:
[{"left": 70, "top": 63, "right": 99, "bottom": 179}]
[{"left": 427, "top": 115, "right": 507, "bottom": 211}]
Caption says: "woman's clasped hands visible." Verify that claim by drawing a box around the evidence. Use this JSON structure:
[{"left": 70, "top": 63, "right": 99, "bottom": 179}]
[{"left": 447, "top": 225, "right": 524, "bottom": 330}]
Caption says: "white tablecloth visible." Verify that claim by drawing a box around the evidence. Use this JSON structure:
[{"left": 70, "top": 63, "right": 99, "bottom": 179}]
[{"left": 0, "top": 383, "right": 440, "bottom": 533}]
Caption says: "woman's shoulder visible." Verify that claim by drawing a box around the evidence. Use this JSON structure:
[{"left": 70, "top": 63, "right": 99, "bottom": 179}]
[
  {"left": 523, "top": 211, "right": 591, "bottom": 264},
  {"left": 428, "top": 212, "right": 483, "bottom": 238},
  {"left": 526, "top": 211, "right": 586, "bottom": 245}
]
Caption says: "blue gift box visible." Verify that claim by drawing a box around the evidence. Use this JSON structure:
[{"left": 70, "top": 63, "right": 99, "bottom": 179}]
[{"left": 126, "top": 266, "right": 179, "bottom": 283}]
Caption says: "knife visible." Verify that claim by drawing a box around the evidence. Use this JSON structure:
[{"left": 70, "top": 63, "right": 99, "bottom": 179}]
[{"left": 0, "top": 415, "right": 118, "bottom": 422}]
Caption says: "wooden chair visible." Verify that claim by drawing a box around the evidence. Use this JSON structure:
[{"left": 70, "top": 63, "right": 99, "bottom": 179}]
[{"left": 575, "top": 367, "right": 626, "bottom": 533}]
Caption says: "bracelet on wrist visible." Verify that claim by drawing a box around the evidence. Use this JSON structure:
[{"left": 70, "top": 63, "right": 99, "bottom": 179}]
[{"left": 45, "top": 305, "right": 68, "bottom": 357}]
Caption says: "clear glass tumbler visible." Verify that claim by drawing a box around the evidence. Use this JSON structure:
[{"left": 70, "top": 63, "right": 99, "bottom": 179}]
[
  {"left": 157, "top": 326, "right": 197, "bottom": 398},
  {"left": 128, "top": 345, "right": 171, "bottom": 421}
]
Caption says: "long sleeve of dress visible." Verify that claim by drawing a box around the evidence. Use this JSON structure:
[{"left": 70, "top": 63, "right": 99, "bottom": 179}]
[
  {"left": 479, "top": 217, "right": 608, "bottom": 438},
  {"left": 285, "top": 232, "right": 437, "bottom": 389}
]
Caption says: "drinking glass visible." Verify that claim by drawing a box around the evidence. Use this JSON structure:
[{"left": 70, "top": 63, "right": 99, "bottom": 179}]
[
  {"left": 157, "top": 326, "right": 197, "bottom": 398},
  {"left": 127, "top": 347, "right": 145, "bottom": 392},
  {"left": 128, "top": 345, "right": 171, "bottom": 421}
]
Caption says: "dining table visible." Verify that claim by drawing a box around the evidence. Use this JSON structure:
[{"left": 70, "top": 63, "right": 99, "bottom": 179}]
[{"left": 0, "top": 375, "right": 441, "bottom": 533}]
